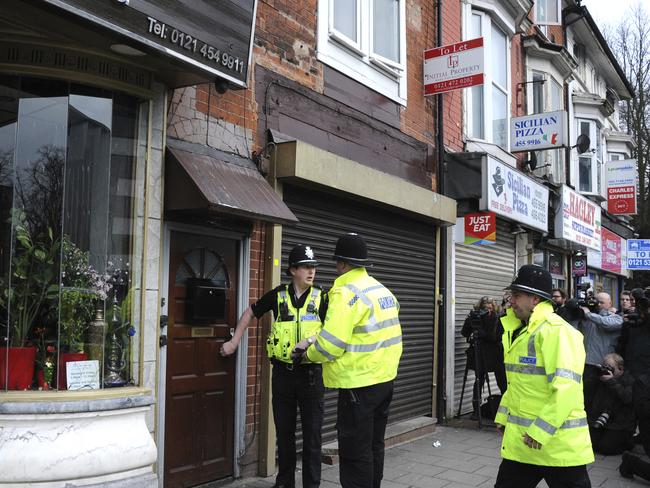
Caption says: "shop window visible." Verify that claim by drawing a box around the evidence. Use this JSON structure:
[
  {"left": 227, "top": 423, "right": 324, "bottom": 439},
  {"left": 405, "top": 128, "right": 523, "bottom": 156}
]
[
  {"left": 318, "top": 0, "right": 407, "bottom": 104},
  {"left": 0, "top": 75, "right": 148, "bottom": 391},
  {"left": 533, "top": 250, "right": 566, "bottom": 290},
  {"left": 577, "top": 119, "right": 602, "bottom": 195},
  {"left": 466, "top": 10, "right": 510, "bottom": 151}
]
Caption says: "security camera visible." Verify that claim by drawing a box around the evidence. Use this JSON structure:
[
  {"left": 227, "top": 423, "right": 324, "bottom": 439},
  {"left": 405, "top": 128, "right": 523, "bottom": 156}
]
[{"left": 214, "top": 79, "right": 229, "bottom": 94}]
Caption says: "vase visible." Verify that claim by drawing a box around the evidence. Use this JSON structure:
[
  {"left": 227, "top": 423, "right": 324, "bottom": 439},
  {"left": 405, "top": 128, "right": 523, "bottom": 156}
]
[
  {"left": 86, "top": 309, "right": 106, "bottom": 365},
  {"left": 0, "top": 346, "right": 37, "bottom": 390},
  {"left": 57, "top": 352, "right": 88, "bottom": 390}
]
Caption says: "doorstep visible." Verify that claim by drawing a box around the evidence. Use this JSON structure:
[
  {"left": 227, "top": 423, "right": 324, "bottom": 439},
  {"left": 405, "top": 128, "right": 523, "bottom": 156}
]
[{"left": 321, "top": 416, "right": 437, "bottom": 465}]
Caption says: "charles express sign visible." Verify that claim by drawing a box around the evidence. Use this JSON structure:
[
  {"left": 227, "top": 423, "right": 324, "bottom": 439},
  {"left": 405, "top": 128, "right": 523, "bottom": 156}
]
[
  {"left": 41, "top": 0, "right": 257, "bottom": 88},
  {"left": 510, "top": 110, "right": 567, "bottom": 153}
]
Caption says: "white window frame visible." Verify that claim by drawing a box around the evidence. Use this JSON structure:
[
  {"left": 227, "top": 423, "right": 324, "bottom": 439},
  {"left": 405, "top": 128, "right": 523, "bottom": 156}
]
[
  {"left": 535, "top": 0, "right": 561, "bottom": 25},
  {"left": 576, "top": 118, "right": 602, "bottom": 195},
  {"left": 464, "top": 7, "right": 512, "bottom": 152},
  {"left": 317, "top": 0, "right": 407, "bottom": 105}
]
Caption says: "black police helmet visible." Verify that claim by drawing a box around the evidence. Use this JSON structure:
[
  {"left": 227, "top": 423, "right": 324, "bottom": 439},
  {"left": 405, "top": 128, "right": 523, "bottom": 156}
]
[
  {"left": 506, "top": 264, "right": 552, "bottom": 301},
  {"left": 332, "top": 233, "right": 369, "bottom": 266},
  {"left": 286, "top": 244, "right": 318, "bottom": 276}
]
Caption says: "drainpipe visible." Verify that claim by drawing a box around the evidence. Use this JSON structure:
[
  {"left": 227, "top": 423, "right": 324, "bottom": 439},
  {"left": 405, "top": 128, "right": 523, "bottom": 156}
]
[{"left": 435, "top": 0, "right": 447, "bottom": 423}]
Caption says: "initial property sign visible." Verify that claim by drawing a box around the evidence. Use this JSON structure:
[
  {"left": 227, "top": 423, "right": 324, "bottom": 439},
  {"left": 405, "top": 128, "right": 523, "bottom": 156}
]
[{"left": 423, "top": 38, "right": 485, "bottom": 95}]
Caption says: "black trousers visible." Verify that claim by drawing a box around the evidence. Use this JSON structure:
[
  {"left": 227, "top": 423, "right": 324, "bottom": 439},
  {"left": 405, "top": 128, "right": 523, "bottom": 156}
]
[
  {"left": 582, "top": 365, "right": 601, "bottom": 413},
  {"left": 272, "top": 362, "right": 324, "bottom": 488},
  {"left": 589, "top": 427, "right": 633, "bottom": 455},
  {"left": 638, "top": 415, "right": 650, "bottom": 457},
  {"left": 495, "top": 459, "right": 591, "bottom": 488},
  {"left": 337, "top": 380, "right": 394, "bottom": 488}
]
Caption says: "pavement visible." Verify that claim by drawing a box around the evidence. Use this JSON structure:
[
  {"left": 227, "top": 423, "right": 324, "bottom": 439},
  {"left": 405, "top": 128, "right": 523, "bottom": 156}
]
[{"left": 230, "top": 424, "right": 650, "bottom": 488}]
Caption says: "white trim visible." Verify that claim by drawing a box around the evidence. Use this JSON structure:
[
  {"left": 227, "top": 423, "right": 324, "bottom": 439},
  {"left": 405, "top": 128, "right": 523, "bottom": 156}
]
[
  {"left": 535, "top": 0, "right": 561, "bottom": 26},
  {"left": 317, "top": 0, "right": 407, "bottom": 105}
]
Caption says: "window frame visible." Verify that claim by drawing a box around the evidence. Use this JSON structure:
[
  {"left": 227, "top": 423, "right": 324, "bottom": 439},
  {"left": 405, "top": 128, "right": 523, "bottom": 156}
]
[
  {"left": 464, "top": 8, "right": 512, "bottom": 152},
  {"left": 576, "top": 118, "right": 602, "bottom": 195},
  {"left": 535, "top": 0, "right": 561, "bottom": 25},
  {"left": 317, "top": 0, "right": 407, "bottom": 104}
]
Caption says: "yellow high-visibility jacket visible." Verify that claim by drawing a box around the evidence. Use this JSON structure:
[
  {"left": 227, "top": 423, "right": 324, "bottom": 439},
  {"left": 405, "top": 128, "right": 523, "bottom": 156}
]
[
  {"left": 266, "top": 285, "right": 324, "bottom": 363},
  {"left": 305, "top": 267, "right": 402, "bottom": 388},
  {"left": 496, "top": 301, "right": 594, "bottom": 466}
]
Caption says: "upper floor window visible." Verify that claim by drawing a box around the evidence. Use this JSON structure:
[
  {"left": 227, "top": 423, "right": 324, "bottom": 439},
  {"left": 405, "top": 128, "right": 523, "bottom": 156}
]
[
  {"left": 318, "top": 0, "right": 407, "bottom": 104},
  {"left": 577, "top": 119, "right": 602, "bottom": 194},
  {"left": 531, "top": 72, "right": 564, "bottom": 181},
  {"left": 536, "top": 0, "right": 559, "bottom": 24},
  {"left": 467, "top": 10, "right": 510, "bottom": 151}
]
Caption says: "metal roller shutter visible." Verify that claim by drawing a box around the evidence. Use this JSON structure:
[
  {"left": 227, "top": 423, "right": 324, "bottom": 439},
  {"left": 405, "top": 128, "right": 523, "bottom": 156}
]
[
  {"left": 453, "top": 218, "right": 515, "bottom": 415},
  {"left": 282, "top": 185, "right": 437, "bottom": 444}
]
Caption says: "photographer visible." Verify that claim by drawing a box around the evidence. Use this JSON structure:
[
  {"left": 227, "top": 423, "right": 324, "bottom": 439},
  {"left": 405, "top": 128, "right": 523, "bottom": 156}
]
[
  {"left": 587, "top": 353, "right": 635, "bottom": 455},
  {"left": 617, "top": 288, "right": 650, "bottom": 380},
  {"left": 571, "top": 291, "right": 623, "bottom": 410},
  {"left": 461, "top": 296, "right": 506, "bottom": 419}
]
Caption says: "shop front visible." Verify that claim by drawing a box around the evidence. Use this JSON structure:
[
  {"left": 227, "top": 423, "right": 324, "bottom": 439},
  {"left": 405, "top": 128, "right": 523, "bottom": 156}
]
[
  {"left": 445, "top": 153, "right": 550, "bottom": 416},
  {"left": 586, "top": 227, "right": 630, "bottom": 305},
  {"left": 0, "top": 1, "right": 260, "bottom": 486}
]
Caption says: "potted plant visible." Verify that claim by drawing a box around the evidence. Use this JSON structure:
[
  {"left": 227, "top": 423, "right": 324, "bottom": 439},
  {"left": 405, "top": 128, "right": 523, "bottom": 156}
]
[{"left": 0, "top": 211, "right": 60, "bottom": 390}]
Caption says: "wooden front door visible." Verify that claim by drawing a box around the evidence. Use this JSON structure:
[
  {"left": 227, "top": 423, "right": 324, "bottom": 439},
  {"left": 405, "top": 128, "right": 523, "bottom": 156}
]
[{"left": 164, "top": 231, "right": 237, "bottom": 488}]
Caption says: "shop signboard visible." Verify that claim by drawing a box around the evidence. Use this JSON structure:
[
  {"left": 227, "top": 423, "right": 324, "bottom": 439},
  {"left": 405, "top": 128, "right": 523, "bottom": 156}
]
[
  {"left": 627, "top": 239, "right": 650, "bottom": 270},
  {"left": 424, "top": 37, "right": 484, "bottom": 95},
  {"left": 587, "top": 228, "right": 625, "bottom": 275},
  {"left": 463, "top": 212, "right": 496, "bottom": 245},
  {"left": 605, "top": 159, "right": 637, "bottom": 215},
  {"left": 509, "top": 110, "right": 567, "bottom": 152},
  {"left": 42, "top": 0, "right": 258, "bottom": 87},
  {"left": 554, "top": 185, "right": 601, "bottom": 251},
  {"left": 480, "top": 156, "right": 549, "bottom": 232},
  {"left": 572, "top": 255, "right": 587, "bottom": 278}
]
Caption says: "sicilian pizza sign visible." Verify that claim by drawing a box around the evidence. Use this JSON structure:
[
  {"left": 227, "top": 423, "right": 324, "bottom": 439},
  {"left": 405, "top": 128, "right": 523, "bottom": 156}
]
[
  {"left": 480, "top": 156, "right": 549, "bottom": 232},
  {"left": 423, "top": 38, "right": 485, "bottom": 95},
  {"left": 510, "top": 111, "right": 567, "bottom": 152},
  {"left": 554, "top": 185, "right": 601, "bottom": 251},
  {"left": 605, "top": 159, "right": 637, "bottom": 215}
]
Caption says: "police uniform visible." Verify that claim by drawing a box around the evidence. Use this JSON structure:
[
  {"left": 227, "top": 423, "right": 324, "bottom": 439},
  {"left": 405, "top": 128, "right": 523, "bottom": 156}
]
[
  {"left": 495, "top": 265, "right": 593, "bottom": 488},
  {"left": 252, "top": 246, "right": 327, "bottom": 488},
  {"left": 303, "top": 233, "right": 402, "bottom": 488}
]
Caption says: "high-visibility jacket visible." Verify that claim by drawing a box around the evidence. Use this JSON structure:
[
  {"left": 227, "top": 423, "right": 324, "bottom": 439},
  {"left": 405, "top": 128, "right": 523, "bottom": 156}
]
[
  {"left": 496, "top": 301, "right": 594, "bottom": 466},
  {"left": 305, "top": 267, "right": 402, "bottom": 388},
  {"left": 266, "top": 285, "right": 324, "bottom": 363}
]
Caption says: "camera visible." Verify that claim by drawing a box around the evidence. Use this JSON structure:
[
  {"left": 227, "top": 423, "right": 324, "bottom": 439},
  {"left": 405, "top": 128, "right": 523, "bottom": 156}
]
[
  {"left": 597, "top": 364, "right": 614, "bottom": 376},
  {"left": 592, "top": 412, "right": 610, "bottom": 429},
  {"left": 467, "top": 309, "right": 488, "bottom": 331},
  {"left": 576, "top": 283, "right": 599, "bottom": 313}
]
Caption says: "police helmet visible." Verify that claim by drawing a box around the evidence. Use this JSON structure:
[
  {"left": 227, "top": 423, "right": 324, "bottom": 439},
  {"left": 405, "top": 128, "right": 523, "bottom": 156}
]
[
  {"left": 332, "top": 233, "right": 369, "bottom": 266},
  {"left": 506, "top": 264, "right": 552, "bottom": 301},
  {"left": 286, "top": 244, "right": 318, "bottom": 276}
]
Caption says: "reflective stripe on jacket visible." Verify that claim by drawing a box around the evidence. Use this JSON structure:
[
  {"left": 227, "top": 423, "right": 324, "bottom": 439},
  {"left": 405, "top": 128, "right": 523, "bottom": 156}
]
[
  {"left": 306, "top": 267, "right": 402, "bottom": 388},
  {"left": 496, "top": 301, "right": 594, "bottom": 467},
  {"left": 266, "top": 285, "right": 323, "bottom": 363}
]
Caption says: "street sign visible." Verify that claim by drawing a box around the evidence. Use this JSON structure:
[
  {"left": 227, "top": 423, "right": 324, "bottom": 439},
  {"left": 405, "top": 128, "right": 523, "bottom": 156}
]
[
  {"left": 423, "top": 37, "right": 484, "bottom": 95},
  {"left": 627, "top": 239, "right": 650, "bottom": 270}
]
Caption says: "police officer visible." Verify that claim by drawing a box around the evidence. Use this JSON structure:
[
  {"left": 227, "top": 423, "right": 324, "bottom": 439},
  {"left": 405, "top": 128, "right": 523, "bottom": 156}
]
[
  {"left": 220, "top": 244, "right": 326, "bottom": 488},
  {"left": 293, "top": 233, "right": 402, "bottom": 488},
  {"left": 494, "top": 264, "right": 593, "bottom": 488}
]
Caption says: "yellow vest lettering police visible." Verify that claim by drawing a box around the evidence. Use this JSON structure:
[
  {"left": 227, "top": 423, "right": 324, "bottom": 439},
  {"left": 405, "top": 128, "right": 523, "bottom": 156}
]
[
  {"left": 496, "top": 301, "right": 594, "bottom": 466},
  {"left": 306, "top": 268, "right": 402, "bottom": 388},
  {"left": 266, "top": 286, "right": 323, "bottom": 363}
]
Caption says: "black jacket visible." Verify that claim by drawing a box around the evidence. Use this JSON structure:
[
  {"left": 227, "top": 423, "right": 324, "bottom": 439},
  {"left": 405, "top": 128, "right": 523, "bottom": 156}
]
[
  {"left": 635, "top": 373, "right": 650, "bottom": 419},
  {"left": 589, "top": 371, "right": 636, "bottom": 432},
  {"left": 617, "top": 318, "right": 650, "bottom": 380},
  {"left": 461, "top": 311, "right": 503, "bottom": 372}
]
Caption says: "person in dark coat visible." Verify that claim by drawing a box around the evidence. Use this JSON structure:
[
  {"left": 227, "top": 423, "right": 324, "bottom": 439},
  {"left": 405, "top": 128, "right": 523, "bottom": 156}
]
[
  {"left": 587, "top": 353, "right": 635, "bottom": 455},
  {"left": 461, "top": 296, "right": 506, "bottom": 418},
  {"left": 619, "top": 372, "right": 650, "bottom": 480}
]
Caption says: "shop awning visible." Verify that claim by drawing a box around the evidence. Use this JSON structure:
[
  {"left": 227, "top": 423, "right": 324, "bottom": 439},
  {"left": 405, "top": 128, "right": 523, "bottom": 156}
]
[{"left": 166, "top": 141, "right": 298, "bottom": 225}]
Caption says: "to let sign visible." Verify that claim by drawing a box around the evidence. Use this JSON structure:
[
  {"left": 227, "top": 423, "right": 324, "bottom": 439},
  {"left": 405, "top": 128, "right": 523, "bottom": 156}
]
[
  {"left": 605, "top": 159, "right": 637, "bottom": 215},
  {"left": 423, "top": 38, "right": 484, "bottom": 96},
  {"left": 464, "top": 212, "right": 496, "bottom": 245},
  {"left": 554, "top": 185, "right": 601, "bottom": 251},
  {"left": 627, "top": 239, "right": 650, "bottom": 270},
  {"left": 510, "top": 111, "right": 567, "bottom": 152}
]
